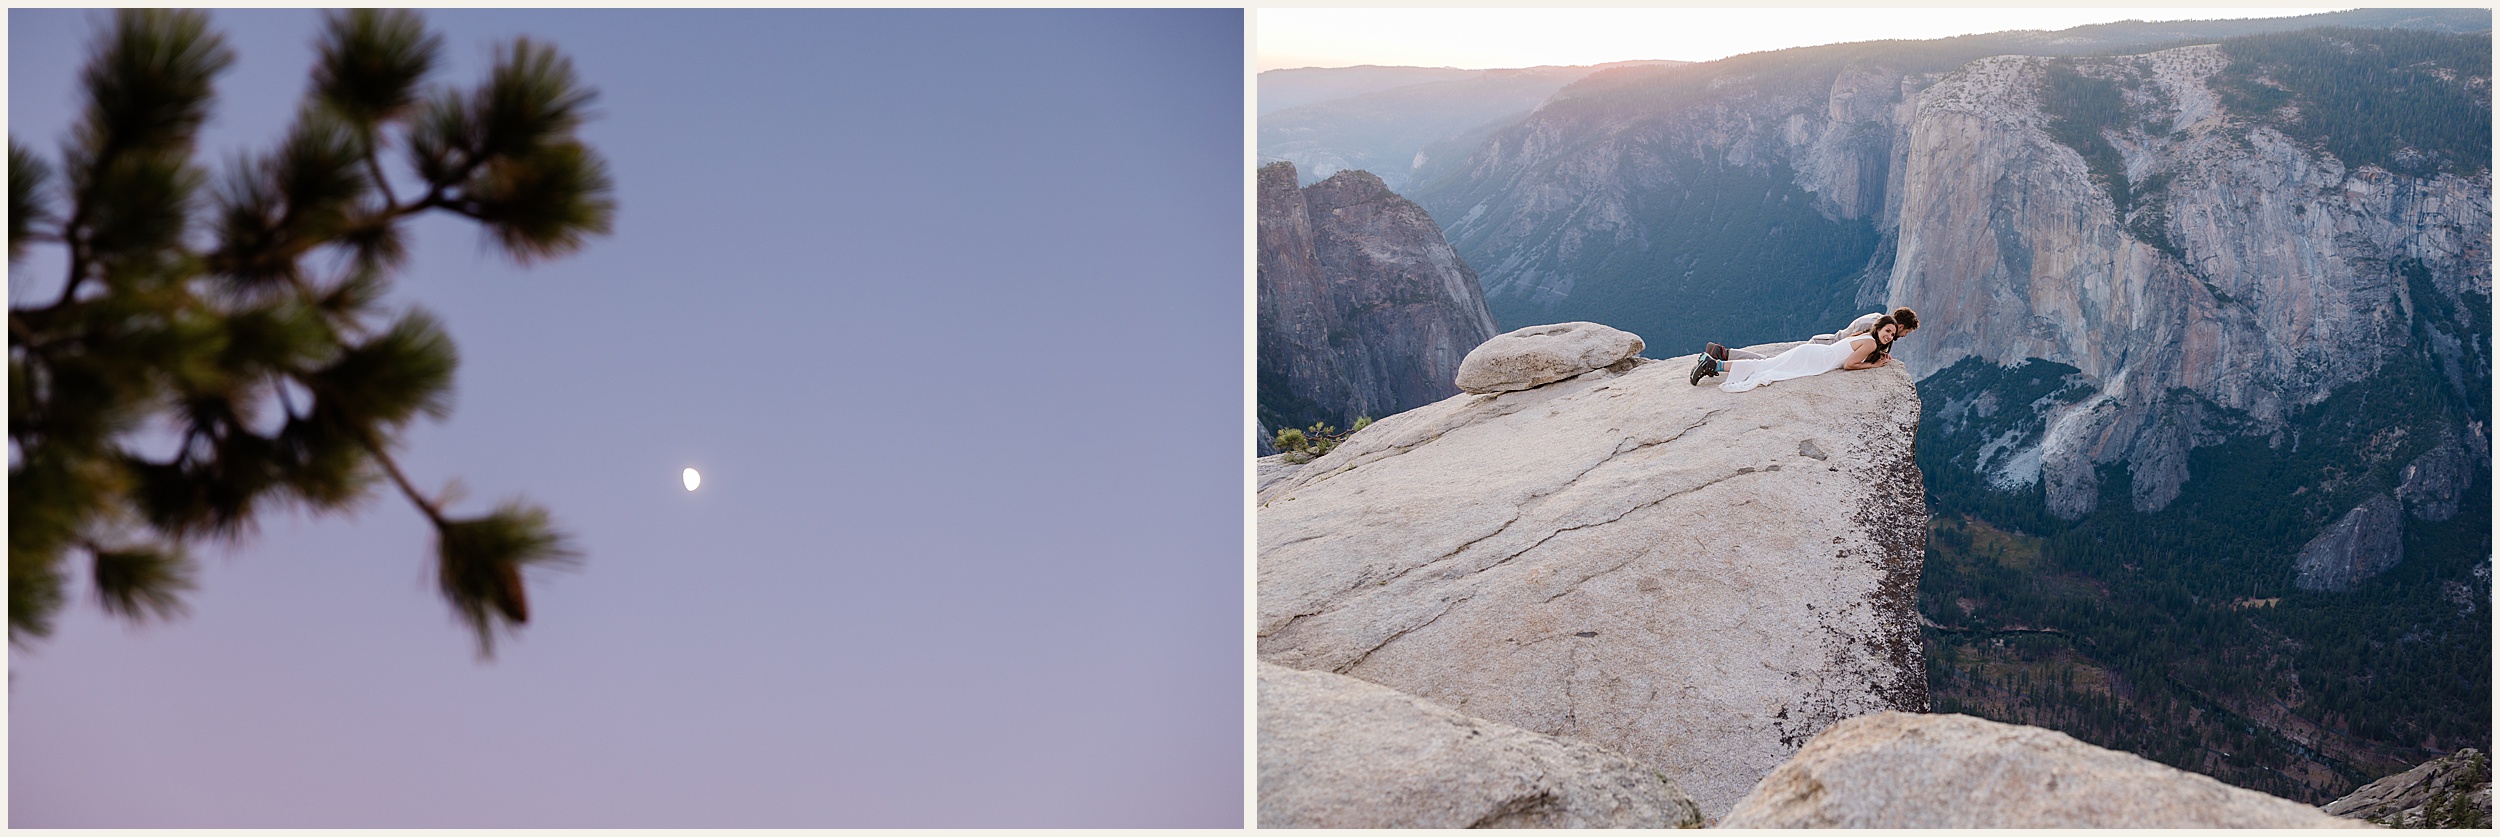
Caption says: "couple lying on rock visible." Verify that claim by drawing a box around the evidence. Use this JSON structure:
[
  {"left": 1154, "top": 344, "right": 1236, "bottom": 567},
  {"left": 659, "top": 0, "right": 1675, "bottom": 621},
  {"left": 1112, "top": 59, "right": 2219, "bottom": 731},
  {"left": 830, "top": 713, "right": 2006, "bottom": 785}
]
[{"left": 1689, "top": 308, "right": 1921, "bottom": 392}]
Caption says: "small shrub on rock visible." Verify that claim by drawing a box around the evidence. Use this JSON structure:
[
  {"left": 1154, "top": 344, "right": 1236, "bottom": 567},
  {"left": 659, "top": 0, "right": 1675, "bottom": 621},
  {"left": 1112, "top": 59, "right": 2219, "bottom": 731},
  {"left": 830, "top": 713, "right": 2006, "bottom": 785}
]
[{"left": 1275, "top": 417, "right": 1373, "bottom": 463}]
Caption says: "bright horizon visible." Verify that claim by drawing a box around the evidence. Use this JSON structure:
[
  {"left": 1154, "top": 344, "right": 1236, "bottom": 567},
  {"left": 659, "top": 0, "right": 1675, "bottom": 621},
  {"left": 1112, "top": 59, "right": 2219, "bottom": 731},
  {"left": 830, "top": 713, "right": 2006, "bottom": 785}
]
[{"left": 1258, "top": 7, "right": 2345, "bottom": 72}]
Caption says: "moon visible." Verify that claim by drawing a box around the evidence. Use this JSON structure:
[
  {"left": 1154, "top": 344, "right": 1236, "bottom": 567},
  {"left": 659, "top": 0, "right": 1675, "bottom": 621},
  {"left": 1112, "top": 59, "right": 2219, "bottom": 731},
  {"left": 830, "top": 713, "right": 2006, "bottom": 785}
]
[{"left": 683, "top": 468, "right": 701, "bottom": 492}]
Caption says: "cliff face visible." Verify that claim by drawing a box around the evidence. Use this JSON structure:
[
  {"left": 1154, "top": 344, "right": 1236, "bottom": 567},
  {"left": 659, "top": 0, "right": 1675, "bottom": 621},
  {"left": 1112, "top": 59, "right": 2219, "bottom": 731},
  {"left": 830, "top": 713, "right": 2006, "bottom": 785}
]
[
  {"left": 1257, "top": 330, "right": 1927, "bottom": 817},
  {"left": 1409, "top": 26, "right": 2491, "bottom": 520},
  {"left": 1891, "top": 46, "right": 2489, "bottom": 515},
  {"left": 1257, "top": 162, "right": 1499, "bottom": 433},
  {"left": 2292, "top": 492, "right": 2405, "bottom": 591}
]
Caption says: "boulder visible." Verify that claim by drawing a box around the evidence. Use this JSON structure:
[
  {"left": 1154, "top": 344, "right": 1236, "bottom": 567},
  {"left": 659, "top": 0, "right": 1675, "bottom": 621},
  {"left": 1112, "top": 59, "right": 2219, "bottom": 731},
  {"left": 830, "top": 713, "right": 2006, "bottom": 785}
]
[
  {"left": 2324, "top": 748, "right": 2492, "bottom": 827},
  {"left": 1259, "top": 337, "right": 1927, "bottom": 817},
  {"left": 1723, "top": 711, "right": 2372, "bottom": 828},
  {"left": 2293, "top": 493, "right": 2405, "bottom": 592},
  {"left": 1257, "top": 662, "right": 1702, "bottom": 828},
  {"left": 1452, "top": 322, "right": 1645, "bottom": 394}
]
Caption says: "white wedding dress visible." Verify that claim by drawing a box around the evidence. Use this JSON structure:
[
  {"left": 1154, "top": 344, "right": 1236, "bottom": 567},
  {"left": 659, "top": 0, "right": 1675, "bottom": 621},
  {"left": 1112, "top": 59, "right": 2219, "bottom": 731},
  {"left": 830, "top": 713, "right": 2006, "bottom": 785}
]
[{"left": 1719, "top": 335, "right": 1872, "bottom": 393}]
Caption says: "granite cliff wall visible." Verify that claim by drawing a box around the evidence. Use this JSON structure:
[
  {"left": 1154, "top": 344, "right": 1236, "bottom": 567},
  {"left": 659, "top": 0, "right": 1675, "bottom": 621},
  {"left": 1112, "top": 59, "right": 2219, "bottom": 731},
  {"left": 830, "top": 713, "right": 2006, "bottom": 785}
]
[
  {"left": 1891, "top": 46, "right": 2489, "bottom": 515},
  {"left": 1413, "top": 32, "right": 2489, "bottom": 519},
  {"left": 1257, "top": 162, "right": 1499, "bottom": 435}
]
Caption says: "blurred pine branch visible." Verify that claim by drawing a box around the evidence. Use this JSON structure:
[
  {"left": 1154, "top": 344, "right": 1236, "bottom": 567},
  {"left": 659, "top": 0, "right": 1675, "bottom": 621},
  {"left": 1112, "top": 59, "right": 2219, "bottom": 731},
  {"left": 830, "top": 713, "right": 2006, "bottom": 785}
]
[{"left": 10, "top": 9, "right": 614, "bottom": 658}]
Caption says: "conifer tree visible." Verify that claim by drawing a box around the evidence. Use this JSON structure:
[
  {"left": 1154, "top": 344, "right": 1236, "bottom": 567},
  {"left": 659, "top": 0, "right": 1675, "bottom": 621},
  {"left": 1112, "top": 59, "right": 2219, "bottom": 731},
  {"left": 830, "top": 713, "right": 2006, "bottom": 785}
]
[{"left": 9, "top": 9, "right": 614, "bottom": 656}]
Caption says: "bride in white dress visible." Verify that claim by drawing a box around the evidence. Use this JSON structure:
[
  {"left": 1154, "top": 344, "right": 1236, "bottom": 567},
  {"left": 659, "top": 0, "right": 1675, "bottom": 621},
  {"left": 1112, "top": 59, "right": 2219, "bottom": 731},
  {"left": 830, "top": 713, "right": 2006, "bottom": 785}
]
[{"left": 1692, "top": 316, "right": 1903, "bottom": 392}]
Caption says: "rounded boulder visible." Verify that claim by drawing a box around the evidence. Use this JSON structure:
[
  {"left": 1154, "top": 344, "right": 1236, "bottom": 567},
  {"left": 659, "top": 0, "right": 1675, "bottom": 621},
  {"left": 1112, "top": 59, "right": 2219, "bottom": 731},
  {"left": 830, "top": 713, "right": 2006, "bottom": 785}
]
[{"left": 1453, "top": 322, "right": 1645, "bottom": 394}]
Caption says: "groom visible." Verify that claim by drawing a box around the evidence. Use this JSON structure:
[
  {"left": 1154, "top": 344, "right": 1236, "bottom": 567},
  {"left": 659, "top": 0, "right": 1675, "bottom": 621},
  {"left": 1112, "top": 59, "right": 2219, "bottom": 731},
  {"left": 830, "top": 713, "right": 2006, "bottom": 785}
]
[{"left": 1691, "top": 307, "right": 1920, "bottom": 384}]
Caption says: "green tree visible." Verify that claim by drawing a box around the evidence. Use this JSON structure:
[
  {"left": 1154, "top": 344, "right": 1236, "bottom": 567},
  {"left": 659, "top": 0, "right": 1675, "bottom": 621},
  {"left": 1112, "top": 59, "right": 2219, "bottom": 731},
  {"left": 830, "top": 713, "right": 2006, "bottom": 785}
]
[{"left": 9, "top": 10, "right": 614, "bottom": 656}]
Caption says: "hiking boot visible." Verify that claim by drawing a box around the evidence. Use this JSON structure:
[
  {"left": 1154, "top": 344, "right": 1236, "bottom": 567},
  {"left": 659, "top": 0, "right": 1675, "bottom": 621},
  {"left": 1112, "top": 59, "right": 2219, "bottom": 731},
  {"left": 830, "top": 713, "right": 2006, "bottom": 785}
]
[
  {"left": 1706, "top": 342, "right": 1729, "bottom": 361},
  {"left": 1689, "top": 355, "right": 1715, "bottom": 385}
]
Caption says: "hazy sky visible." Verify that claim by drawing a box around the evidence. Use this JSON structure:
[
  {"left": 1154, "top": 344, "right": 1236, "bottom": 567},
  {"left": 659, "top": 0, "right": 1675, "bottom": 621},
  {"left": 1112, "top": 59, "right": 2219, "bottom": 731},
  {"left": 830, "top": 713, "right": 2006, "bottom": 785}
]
[
  {"left": 8, "top": 8, "right": 1243, "bottom": 827},
  {"left": 1257, "top": 7, "right": 2336, "bottom": 71}
]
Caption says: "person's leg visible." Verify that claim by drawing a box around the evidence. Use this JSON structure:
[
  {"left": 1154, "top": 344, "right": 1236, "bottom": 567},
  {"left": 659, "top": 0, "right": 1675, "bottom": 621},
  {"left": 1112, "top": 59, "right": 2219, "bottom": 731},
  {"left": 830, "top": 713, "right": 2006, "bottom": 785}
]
[{"left": 1706, "top": 342, "right": 1767, "bottom": 362}]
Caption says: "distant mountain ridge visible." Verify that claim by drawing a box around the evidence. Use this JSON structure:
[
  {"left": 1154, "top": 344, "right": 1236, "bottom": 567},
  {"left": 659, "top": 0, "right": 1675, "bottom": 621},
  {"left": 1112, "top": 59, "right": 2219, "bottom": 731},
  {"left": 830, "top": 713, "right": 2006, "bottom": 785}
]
[
  {"left": 1257, "top": 65, "right": 1482, "bottom": 115},
  {"left": 1412, "top": 17, "right": 2489, "bottom": 518},
  {"left": 1258, "top": 60, "right": 1684, "bottom": 191}
]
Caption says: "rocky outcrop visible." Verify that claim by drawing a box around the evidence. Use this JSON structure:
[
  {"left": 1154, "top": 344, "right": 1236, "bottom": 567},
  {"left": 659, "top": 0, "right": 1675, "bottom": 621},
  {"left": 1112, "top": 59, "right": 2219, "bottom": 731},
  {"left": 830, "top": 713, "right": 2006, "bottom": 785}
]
[
  {"left": 2293, "top": 493, "right": 2406, "bottom": 591},
  {"left": 1723, "top": 711, "right": 2371, "bottom": 828},
  {"left": 2396, "top": 428, "right": 2481, "bottom": 522},
  {"left": 1257, "top": 662, "right": 1703, "bottom": 828},
  {"left": 1257, "top": 331, "right": 1926, "bottom": 817},
  {"left": 1257, "top": 162, "right": 1499, "bottom": 435},
  {"left": 1453, "top": 321, "right": 1643, "bottom": 393},
  {"left": 2324, "top": 748, "right": 2493, "bottom": 827}
]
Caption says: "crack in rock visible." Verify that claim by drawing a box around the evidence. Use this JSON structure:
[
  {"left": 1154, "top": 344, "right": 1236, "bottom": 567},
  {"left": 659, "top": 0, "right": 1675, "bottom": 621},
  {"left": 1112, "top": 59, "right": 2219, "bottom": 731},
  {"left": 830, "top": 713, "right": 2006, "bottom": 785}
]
[
  {"left": 1484, "top": 465, "right": 1758, "bottom": 578},
  {"left": 1263, "top": 608, "right": 1333, "bottom": 639},
  {"left": 1359, "top": 511, "right": 1525, "bottom": 594},
  {"left": 1338, "top": 591, "right": 1474, "bottom": 673},
  {"left": 1544, "top": 549, "right": 1652, "bottom": 604},
  {"left": 1272, "top": 385, "right": 1657, "bottom": 503},
  {"left": 1302, "top": 408, "right": 1728, "bottom": 615},
  {"left": 1266, "top": 533, "right": 1328, "bottom": 550},
  {"left": 1276, "top": 398, "right": 1542, "bottom": 496}
]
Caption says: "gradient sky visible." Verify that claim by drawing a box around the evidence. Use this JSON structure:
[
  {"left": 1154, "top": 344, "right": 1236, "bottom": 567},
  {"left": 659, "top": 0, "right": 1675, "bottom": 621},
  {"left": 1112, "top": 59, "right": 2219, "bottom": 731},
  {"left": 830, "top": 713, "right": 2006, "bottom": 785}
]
[
  {"left": 1258, "top": 7, "right": 2336, "bottom": 71},
  {"left": 8, "top": 9, "right": 1244, "bottom": 827}
]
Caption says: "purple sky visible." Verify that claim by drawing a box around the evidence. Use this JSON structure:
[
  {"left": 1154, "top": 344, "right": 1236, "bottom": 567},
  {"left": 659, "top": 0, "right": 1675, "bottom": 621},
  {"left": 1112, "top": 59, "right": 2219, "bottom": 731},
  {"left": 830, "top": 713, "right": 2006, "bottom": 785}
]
[{"left": 8, "top": 9, "right": 1244, "bottom": 827}]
